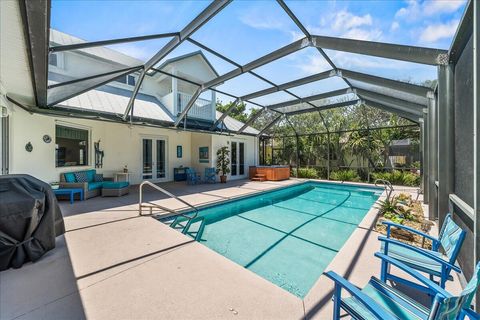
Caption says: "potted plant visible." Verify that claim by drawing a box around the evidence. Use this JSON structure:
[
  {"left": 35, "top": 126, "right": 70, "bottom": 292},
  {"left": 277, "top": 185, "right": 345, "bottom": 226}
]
[{"left": 216, "top": 146, "right": 230, "bottom": 183}]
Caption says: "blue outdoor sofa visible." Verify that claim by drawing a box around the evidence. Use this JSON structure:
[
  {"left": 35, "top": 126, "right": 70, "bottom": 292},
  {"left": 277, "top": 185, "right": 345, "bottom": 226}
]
[{"left": 59, "top": 169, "right": 128, "bottom": 199}]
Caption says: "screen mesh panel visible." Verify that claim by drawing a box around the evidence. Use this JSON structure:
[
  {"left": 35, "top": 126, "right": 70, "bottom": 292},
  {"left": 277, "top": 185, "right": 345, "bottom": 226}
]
[
  {"left": 453, "top": 34, "right": 474, "bottom": 280},
  {"left": 454, "top": 35, "right": 474, "bottom": 207}
]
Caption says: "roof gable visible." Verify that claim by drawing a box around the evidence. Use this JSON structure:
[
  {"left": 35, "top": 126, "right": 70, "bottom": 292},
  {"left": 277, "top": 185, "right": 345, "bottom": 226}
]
[{"left": 156, "top": 51, "right": 219, "bottom": 83}]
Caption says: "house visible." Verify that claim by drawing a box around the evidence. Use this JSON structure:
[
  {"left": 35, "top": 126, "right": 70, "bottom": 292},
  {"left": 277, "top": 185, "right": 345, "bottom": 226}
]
[{"left": 0, "top": 27, "right": 260, "bottom": 184}]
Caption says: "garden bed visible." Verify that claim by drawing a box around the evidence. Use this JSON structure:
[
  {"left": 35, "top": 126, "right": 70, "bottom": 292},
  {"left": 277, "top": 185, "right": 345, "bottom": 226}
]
[{"left": 375, "top": 193, "right": 434, "bottom": 249}]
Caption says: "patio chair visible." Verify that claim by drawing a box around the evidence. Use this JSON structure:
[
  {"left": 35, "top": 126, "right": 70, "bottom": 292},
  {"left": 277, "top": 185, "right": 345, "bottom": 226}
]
[
  {"left": 378, "top": 213, "right": 466, "bottom": 291},
  {"left": 186, "top": 168, "right": 201, "bottom": 185},
  {"left": 204, "top": 167, "right": 216, "bottom": 184},
  {"left": 324, "top": 253, "right": 480, "bottom": 320}
]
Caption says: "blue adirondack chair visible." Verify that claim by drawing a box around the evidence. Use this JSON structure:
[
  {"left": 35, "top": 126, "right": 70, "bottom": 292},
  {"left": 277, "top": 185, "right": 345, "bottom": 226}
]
[
  {"left": 204, "top": 167, "right": 216, "bottom": 184},
  {"left": 186, "top": 168, "right": 201, "bottom": 185},
  {"left": 324, "top": 253, "right": 480, "bottom": 320},
  {"left": 378, "top": 213, "right": 466, "bottom": 291}
]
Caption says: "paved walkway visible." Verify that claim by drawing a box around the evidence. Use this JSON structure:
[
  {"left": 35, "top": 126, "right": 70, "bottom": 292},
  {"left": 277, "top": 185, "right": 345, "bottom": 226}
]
[{"left": 0, "top": 179, "right": 463, "bottom": 320}]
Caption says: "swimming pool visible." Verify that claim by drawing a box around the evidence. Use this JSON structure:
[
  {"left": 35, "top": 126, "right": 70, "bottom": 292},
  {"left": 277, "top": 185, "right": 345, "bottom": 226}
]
[{"left": 161, "top": 181, "right": 382, "bottom": 298}]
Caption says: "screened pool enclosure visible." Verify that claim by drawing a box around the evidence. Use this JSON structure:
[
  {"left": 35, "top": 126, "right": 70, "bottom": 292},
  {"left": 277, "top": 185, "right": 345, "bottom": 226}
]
[{"left": 16, "top": 0, "right": 479, "bottom": 308}]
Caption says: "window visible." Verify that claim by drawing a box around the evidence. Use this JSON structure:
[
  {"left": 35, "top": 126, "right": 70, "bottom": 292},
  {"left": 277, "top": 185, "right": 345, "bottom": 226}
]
[
  {"left": 48, "top": 53, "right": 63, "bottom": 68},
  {"left": 49, "top": 54, "right": 58, "bottom": 67},
  {"left": 127, "top": 75, "right": 136, "bottom": 86},
  {"left": 55, "top": 125, "right": 89, "bottom": 167},
  {"left": 114, "top": 75, "right": 136, "bottom": 86}
]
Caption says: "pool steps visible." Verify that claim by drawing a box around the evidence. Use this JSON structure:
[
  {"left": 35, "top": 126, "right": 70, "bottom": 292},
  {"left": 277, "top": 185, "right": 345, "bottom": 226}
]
[
  {"left": 251, "top": 173, "right": 267, "bottom": 182},
  {"left": 166, "top": 216, "right": 206, "bottom": 241}
]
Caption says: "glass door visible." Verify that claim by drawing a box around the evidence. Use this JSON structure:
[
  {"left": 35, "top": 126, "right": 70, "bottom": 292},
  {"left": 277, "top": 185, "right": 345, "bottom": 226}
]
[
  {"left": 239, "top": 142, "right": 245, "bottom": 175},
  {"left": 156, "top": 140, "right": 166, "bottom": 179},
  {"left": 142, "top": 137, "right": 167, "bottom": 181},
  {"left": 231, "top": 141, "right": 237, "bottom": 176},
  {"left": 230, "top": 141, "right": 245, "bottom": 177},
  {"left": 142, "top": 139, "right": 153, "bottom": 180}
]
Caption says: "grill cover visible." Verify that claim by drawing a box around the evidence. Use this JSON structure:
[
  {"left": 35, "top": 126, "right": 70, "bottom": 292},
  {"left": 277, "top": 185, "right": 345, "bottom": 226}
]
[{"left": 0, "top": 174, "right": 65, "bottom": 271}]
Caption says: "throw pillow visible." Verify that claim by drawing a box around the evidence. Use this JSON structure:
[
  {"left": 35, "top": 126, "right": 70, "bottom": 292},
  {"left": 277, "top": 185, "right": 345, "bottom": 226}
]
[
  {"left": 94, "top": 174, "right": 103, "bottom": 182},
  {"left": 74, "top": 171, "right": 89, "bottom": 183},
  {"left": 86, "top": 170, "right": 96, "bottom": 182},
  {"left": 64, "top": 172, "right": 76, "bottom": 183}
]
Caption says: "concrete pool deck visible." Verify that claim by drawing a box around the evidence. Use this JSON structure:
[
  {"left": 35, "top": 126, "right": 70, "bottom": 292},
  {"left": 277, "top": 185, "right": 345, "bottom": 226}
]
[{"left": 0, "top": 179, "right": 463, "bottom": 319}]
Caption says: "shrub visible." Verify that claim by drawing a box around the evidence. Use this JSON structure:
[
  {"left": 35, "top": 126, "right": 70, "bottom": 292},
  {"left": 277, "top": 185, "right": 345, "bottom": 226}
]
[
  {"left": 372, "top": 170, "right": 420, "bottom": 187},
  {"left": 296, "top": 167, "right": 318, "bottom": 179},
  {"left": 290, "top": 168, "right": 319, "bottom": 179},
  {"left": 314, "top": 167, "right": 328, "bottom": 179},
  {"left": 330, "top": 169, "right": 361, "bottom": 182},
  {"left": 401, "top": 172, "right": 420, "bottom": 187},
  {"left": 377, "top": 195, "right": 414, "bottom": 225}
]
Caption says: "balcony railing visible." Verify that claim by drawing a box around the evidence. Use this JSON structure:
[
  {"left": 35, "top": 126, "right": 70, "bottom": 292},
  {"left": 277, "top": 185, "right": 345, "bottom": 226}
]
[{"left": 177, "top": 92, "right": 214, "bottom": 122}]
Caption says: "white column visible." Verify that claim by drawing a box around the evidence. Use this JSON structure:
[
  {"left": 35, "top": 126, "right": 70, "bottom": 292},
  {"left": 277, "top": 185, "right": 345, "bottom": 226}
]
[
  {"left": 172, "top": 68, "right": 178, "bottom": 115},
  {"left": 211, "top": 90, "right": 216, "bottom": 121}
]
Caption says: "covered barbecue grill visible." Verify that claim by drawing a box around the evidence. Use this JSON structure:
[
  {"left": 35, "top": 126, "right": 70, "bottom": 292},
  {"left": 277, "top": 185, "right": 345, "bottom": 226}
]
[{"left": 0, "top": 174, "right": 65, "bottom": 271}]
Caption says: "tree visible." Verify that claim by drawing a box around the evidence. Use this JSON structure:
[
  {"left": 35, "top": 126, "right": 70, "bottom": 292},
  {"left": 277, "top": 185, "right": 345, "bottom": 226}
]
[{"left": 216, "top": 100, "right": 251, "bottom": 123}]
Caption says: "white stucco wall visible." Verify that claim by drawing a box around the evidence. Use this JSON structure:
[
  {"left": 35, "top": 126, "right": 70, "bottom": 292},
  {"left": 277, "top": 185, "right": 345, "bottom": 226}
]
[
  {"left": 9, "top": 107, "right": 192, "bottom": 184},
  {"left": 211, "top": 134, "right": 257, "bottom": 181},
  {"left": 190, "top": 132, "right": 213, "bottom": 174},
  {"left": 188, "top": 132, "right": 257, "bottom": 181},
  {"left": 8, "top": 106, "right": 258, "bottom": 184}
]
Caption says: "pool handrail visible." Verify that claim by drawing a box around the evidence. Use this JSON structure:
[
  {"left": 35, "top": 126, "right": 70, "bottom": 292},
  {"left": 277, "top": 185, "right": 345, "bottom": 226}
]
[
  {"left": 374, "top": 179, "right": 393, "bottom": 200},
  {"left": 138, "top": 181, "right": 198, "bottom": 221}
]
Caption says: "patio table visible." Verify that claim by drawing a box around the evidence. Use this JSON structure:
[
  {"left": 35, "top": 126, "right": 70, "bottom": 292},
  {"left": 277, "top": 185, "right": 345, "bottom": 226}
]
[{"left": 53, "top": 188, "right": 84, "bottom": 204}]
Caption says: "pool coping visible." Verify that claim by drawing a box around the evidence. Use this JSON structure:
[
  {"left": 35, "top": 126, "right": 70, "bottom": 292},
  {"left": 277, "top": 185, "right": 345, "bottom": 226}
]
[
  {"left": 154, "top": 178, "right": 387, "bottom": 300},
  {"left": 154, "top": 179, "right": 383, "bottom": 220}
]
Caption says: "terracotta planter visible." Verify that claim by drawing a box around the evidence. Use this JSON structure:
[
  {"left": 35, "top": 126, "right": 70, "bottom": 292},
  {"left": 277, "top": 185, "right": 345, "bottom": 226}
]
[{"left": 220, "top": 175, "right": 227, "bottom": 183}]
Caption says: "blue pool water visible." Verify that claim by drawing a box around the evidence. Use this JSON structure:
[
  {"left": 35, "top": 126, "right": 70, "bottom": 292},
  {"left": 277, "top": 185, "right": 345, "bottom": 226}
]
[{"left": 166, "top": 182, "right": 382, "bottom": 298}]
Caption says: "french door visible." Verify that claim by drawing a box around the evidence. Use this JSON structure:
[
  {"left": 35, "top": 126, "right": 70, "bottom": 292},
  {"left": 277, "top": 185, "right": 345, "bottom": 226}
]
[
  {"left": 142, "top": 137, "right": 167, "bottom": 181},
  {"left": 231, "top": 141, "right": 245, "bottom": 177}
]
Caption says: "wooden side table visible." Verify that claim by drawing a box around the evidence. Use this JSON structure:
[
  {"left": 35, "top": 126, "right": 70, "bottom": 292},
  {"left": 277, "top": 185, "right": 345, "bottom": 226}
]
[{"left": 114, "top": 172, "right": 131, "bottom": 182}]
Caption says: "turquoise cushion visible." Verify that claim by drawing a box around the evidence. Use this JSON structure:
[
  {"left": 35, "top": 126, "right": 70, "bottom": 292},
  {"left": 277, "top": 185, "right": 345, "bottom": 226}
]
[
  {"left": 380, "top": 242, "right": 450, "bottom": 278},
  {"left": 87, "top": 182, "right": 104, "bottom": 190},
  {"left": 86, "top": 170, "right": 96, "bottom": 182},
  {"left": 342, "top": 277, "right": 429, "bottom": 320},
  {"left": 439, "top": 215, "right": 464, "bottom": 260},
  {"left": 64, "top": 172, "right": 76, "bottom": 183},
  {"left": 102, "top": 181, "right": 129, "bottom": 189}
]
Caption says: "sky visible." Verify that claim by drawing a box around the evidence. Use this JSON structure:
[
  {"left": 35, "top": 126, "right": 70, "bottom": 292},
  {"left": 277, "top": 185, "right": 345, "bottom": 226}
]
[{"left": 51, "top": 0, "right": 468, "bottom": 109}]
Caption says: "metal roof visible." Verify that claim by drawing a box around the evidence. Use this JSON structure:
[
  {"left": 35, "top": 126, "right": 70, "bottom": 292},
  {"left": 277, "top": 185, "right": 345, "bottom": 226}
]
[
  {"left": 49, "top": 79, "right": 258, "bottom": 133},
  {"left": 215, "top": 111, "right": 259, "bottom": 135},
  {"left": 55, "top": 83, "right": 174, "bottom": 122},
  {"left": 50, "top": 29, "right": 143, "bottom": 67}
]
